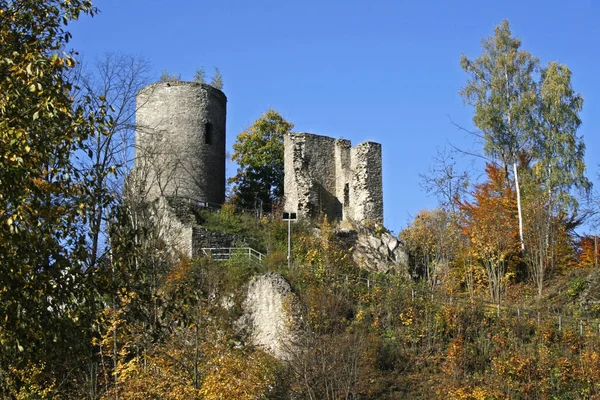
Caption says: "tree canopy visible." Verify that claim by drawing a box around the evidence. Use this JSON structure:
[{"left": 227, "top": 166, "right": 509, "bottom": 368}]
[
  {"left": 0, "top": 0, "right": 102, "bottom": 395},
  {"left": 229, "top": 109, "right": 294, "bottom": 212}
]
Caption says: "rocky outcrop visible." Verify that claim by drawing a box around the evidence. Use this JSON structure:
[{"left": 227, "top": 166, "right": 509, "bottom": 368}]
[
  {"left": 241, "top": 273, "right": 301, "bottom": 360},
  {"left": 337, "top": 224, "right": 409, "bottom": 274}
]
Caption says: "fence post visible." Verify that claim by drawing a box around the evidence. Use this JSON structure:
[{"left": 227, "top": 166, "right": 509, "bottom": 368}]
[
  {"left": 537, "top": 312, "right": 540, "bottom": 326},
  {"left": 580, "top": 320, "right": 583, "bottom": 336},
  {"left": 411, "top": 289, "right": 415, "bottom": 303},
  {"left": 558, "top": 315, "right": 562, "bottom": 332},
  {"left": 517, "top": 308, "right": 520, "bottom": 320},
  {"left": 497, "top": 303, "right": 500, "bottom": 317}
]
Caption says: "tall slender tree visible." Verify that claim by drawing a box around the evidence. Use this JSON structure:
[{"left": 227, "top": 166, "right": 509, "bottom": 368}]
[
  {"left": 525, "top": 62, "right": 589, "bottom": 298},
  {"left": 460, "top": 20, "right": 538, "bottom": 251},
  {"left": 76, "top": 52, "right": 152, "bottom": 271}
]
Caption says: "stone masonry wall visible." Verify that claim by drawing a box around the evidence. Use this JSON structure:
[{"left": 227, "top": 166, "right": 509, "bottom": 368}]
[
  {"left": 284, "top": 133, "right": 342, "bottom": 220},
  {"left": 135, "top": 81, "right": 227, "bottom": 205},
  {"left": 284, "top": 132, "right": 383, "bottom": 224},
  {"left": 350, "top": 142, "right": 383, "bottom": 223},
  {"left": 191, "top": 228, "right": 239, "bottom": 257}
]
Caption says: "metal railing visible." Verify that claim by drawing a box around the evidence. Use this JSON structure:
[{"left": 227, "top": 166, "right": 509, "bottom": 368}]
[{"left": 201, "top": 247, "right": 265, "bottom": 264}]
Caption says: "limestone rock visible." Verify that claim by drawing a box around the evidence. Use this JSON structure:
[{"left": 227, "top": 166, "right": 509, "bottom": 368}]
[
  {"left": 336, "top": 223, "right": 409, "bottom": 275},
  {"left": 242, "top": 273, "right": 301, "bottom": 360}
]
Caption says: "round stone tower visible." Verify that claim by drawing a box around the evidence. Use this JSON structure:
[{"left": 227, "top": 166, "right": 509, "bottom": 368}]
[{"left": 135, "top": 81, "right": 226, "bottom": 205}]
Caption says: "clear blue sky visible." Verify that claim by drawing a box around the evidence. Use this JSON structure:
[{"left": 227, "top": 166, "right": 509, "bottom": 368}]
[{"left": 69, "top": 0, "right": 600, "bottom": 234}]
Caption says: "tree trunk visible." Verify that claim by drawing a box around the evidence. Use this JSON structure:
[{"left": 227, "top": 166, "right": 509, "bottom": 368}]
[{"left": 513, "top": 162, "right": 525, "bottom": 251}]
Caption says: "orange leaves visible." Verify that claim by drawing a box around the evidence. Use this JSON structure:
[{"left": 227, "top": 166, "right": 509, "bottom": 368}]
[
  {"left": 576, "top": 235, "right": 600, "bottom": 269},
  {"left": 460, "top": 164, "right": 519, "bottom": 248},
  {"left": 459, "top": 164, "right": 519, "bottom": 256},
  {"left": 458, "top": 164, "right": 520, "bottom": 302}
]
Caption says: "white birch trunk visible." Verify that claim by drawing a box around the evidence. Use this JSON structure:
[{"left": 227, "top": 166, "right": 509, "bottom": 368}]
[{"left": 513, "top": 162, "right": 525, "bottom": 251}]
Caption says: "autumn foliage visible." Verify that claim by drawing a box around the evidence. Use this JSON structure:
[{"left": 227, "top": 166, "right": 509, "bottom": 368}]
[{"left": 458, "top": 164, "right": 520, "bottom": 303}]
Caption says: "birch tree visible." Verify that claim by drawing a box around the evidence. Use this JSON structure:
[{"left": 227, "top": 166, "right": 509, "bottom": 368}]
[
  {"left": 460, "top": 20, "right": 538, "bottom": 251},
  {"left": 525, "top": 62, "right": 589, "bottom": 298}
]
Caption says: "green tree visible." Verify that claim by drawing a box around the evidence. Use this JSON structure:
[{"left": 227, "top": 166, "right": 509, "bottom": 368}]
[
  {"left": 159, "top": 69, "right": 180, "bottom": 82},
  {"left": 194, "top": 66, "right": 206, "bottom": 83},
  {"left": 460, "top": 20, "right": 539, "bottom": 251},
  {"left": 210, "top": 67, "right": 223, "bottom": 90},
  {"left": 0, "top": 0, "right": 101, "bottom": 396},
  {"left": 229, "top": 109, "right": 293, "bottom": 212},
  {"left": 524, "top": 61, "right": 589, "bottom": 298},
  {"left": 401, "top": 208, "right": 457, "bottom": 288}
]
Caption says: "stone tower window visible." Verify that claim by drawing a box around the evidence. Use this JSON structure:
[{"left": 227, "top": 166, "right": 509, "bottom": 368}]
[
  {"left": 205, "top": 122, "right": 213, "bottom": 145},
  {"left": 344, "top": 183, "right": 350, "bottom": 207}
]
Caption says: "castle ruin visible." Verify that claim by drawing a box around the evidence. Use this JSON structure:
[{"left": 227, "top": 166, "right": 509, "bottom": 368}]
[
  {"left": 134, "top": 81, "right": 385, "bottom": 257},
  {"left": 283, "top": 133, "right": 383, "bottom": 224}
]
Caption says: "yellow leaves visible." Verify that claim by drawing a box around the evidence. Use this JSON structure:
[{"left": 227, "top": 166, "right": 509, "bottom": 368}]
[
  {"left": 447, "top": 385, "right": 496, "bottom": 400},
  {"left": 200, "top": 347, "right": 277, "bottom": 400},
  {"left": 399, "top": 306, "right": 415, "bottom": 326},
  {"left": 7, "top": 362, "right": 58, "bottom": 400}
]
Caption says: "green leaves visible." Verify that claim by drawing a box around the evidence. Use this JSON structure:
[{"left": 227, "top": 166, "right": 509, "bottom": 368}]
[
  {"left": 461, "top": 20, "right": 539, "bottom": 166},
  {"left": 229, "top": 109, "right": 294, "bottom": 212},
  {"left": 0, "top": 0, "right": 100, "bottom": 396},
  {"left": 461, "top": 20, "right": 589, "bottom": 298}
]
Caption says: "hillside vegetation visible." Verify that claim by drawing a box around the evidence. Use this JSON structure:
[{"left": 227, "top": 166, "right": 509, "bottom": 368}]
[
  {"left": 88, "top": 209, "right": 600, "bottom": 399},
  {"left": 3, "top": 2, "right": 600, "bottom": 398}
]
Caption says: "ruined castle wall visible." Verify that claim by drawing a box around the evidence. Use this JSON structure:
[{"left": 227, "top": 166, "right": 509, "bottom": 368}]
[
  {"left": 350, "top": 142, "right": 383, "bottom": 223},
  {"left": 191, "top": 228, "right": 239, "bottom": 257},
  {"left": 284, "top": 133, "right": 343, "bottom": 220},
  {"left": 135, "top": 81, "right": 226, "bottom": 205},
  {"left": 334, "top": 139, "right": 352, "bottom": 220},
  {"left": 284, "top": 133, "right": 383, "bottom": 223}
]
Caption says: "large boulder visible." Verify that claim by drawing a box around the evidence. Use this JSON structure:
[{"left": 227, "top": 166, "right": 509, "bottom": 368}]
[{"left": 241, "top": 273, "right": 301, "bottom": 360}]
